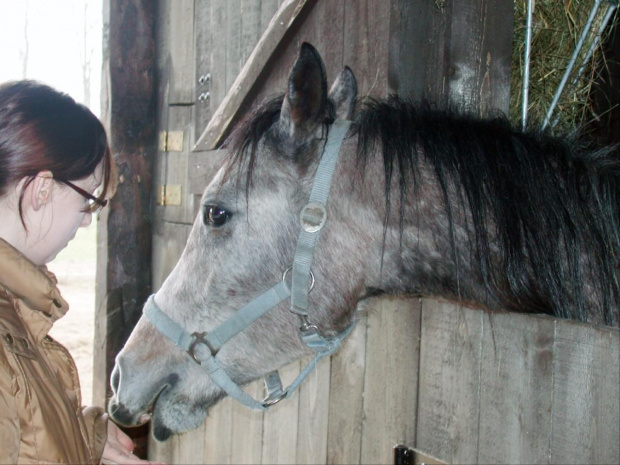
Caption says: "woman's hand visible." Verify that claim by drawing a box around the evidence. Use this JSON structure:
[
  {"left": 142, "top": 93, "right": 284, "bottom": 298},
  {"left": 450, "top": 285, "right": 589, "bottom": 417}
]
[{"left": 102, "top": 420, "right": 164, "bottom": 465}]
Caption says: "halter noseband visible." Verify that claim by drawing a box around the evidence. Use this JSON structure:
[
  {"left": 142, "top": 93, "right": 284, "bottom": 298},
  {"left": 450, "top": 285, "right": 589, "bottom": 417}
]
[{"left": 142, "top": 119, "right": 355, "bottom": 411}]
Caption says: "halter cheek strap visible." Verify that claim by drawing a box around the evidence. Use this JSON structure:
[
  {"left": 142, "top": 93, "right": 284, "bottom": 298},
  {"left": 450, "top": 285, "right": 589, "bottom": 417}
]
[{"left": 143, "top": 119, "right": 354, "bottom": 411}]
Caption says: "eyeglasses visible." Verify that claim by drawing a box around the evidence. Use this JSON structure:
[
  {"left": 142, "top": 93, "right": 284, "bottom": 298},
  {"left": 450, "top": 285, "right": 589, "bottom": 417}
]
[{"left": 56, "top": 179, "right": 108, "bottom": 213}]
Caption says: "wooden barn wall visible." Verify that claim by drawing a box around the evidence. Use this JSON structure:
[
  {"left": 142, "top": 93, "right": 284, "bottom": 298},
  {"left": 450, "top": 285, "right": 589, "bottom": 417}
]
[{"left": 141, "top": 1, "right": 620, "bottom": 464}]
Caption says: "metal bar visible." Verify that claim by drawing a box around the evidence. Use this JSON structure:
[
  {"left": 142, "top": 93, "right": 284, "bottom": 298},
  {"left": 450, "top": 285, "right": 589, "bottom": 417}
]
[
  {"left": 522, "top": 0, "right": 534, "bottom": 130},
  {"left": 550, "top": 1, "right": 618, "bottom": 128},
  {"left": 542, "top": 0, "right": 604, "bottom": 129},
  {"left": 576, "top": 3, "right": 618, "bottom": 83}
]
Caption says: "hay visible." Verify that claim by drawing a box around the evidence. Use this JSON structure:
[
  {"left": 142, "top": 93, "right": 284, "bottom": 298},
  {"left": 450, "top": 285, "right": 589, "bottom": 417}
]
[{"left": 511, "top": 0, "right": 616, "bottom": 133}]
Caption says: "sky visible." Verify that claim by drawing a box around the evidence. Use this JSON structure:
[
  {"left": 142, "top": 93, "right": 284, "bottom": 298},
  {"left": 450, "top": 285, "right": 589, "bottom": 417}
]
[{"left": 0, "top": 0, "right": 103, "bottom": 116}]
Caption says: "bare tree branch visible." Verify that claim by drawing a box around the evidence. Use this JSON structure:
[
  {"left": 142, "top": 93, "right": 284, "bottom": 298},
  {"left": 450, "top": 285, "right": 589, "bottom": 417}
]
[{"left": 19, "top": 0, "right": 30, "bottom": 78}]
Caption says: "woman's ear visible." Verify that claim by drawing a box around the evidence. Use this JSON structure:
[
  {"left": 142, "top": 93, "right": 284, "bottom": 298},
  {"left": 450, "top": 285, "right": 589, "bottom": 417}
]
[{"left": 27, "top": 171, "right": 54, "bottom": 212}]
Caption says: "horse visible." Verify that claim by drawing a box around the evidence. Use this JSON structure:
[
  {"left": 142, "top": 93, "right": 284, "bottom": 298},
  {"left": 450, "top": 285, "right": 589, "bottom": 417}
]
[{"left": 109, "top": 43, "right": 620, "bottom": 441}]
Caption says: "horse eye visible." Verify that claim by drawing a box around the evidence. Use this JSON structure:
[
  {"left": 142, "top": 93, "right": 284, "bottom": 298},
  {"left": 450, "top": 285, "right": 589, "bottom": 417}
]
[{"left": 204, "top": 205, "right": 230, "bottom": 227}]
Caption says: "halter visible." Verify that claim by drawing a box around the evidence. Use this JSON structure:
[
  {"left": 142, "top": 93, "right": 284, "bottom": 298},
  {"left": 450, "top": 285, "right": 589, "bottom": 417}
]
[{"left": 143, "top": 119, "right": 355, "bottom": 410}]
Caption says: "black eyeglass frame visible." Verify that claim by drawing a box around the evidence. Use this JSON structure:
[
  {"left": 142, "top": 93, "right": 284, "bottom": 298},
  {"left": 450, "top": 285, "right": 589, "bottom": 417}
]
[{"left": 56, "top": 179, "right": 108, "bottom": 213}]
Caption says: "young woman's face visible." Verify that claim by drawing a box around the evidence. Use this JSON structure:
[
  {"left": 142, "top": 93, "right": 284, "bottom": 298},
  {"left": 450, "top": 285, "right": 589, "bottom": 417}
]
[{"left": 25, "top": 163, "right": 104, "bottom": 265}]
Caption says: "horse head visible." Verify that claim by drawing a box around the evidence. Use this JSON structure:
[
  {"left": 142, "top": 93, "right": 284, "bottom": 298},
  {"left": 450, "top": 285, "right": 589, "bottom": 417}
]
[
  {"left": 109, "top": 41, "right": 620, "bottom": 441},
  {"left": 108, "top": 44, "right": 380, "bottom": 441}
]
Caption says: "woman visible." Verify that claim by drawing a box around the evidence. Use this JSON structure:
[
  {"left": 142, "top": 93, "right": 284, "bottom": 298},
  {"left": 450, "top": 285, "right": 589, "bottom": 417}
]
[{"left": 0, "top": 81, "right": 157, "bottom": 464}]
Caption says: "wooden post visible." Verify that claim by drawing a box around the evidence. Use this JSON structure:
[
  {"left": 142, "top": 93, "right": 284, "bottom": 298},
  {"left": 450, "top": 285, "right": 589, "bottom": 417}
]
[{"left": 94, "top": 0, "right": 157, "bottom": 416}]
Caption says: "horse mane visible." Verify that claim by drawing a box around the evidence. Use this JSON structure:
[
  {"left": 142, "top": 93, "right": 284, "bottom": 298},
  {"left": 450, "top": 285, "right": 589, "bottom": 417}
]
[{"left": 228, "top": 94, "right": 620, "bottom": 325}]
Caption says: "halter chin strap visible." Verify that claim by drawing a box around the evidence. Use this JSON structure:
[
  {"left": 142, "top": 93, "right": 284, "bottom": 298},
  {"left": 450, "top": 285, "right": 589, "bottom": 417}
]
[{"left": 143, "top": 119, "right": 355, "bottom": 411}]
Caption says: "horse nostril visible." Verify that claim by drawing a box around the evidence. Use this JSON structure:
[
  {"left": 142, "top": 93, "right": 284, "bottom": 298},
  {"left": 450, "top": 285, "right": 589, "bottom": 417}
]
[
  {"left": 111, "top": 365, "right": 121, "bottom": 393},
  {"left": 108, "top": 400, "right": 137, "bottom": 427}
]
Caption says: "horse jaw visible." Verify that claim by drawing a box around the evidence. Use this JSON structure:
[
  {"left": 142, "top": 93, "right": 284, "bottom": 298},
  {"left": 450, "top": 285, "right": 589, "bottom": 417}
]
[
  {"left": 109, "top": 355, "right": 226, "bottom": 442},
  {"left": 149, "top": 386, "right": 225, "bottom": 442}
]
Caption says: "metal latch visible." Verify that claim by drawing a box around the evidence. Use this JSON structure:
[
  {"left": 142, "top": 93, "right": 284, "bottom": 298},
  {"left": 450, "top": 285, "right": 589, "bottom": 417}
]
[
  {"left": 156, "top": 185, "right": 182, "bottom": 206},
  {"left": 394, "top": 445, "right": 448, "bottom": 465},
  {"left": 158, "top": 131, "right": 184, "bottom": 152}
]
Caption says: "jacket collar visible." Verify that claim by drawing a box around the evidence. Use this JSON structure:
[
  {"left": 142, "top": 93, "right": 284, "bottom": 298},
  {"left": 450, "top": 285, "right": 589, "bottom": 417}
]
[{"left": 0, "top": 238, "right": 69, "bottom": 340}]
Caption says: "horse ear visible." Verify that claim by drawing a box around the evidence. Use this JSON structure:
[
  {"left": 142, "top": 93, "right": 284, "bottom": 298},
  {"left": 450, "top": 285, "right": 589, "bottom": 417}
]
[
  {"left": 329, "top": 66, "right": 357, "bottom": 120},
  {"left": 280, "top": 43, "right": 328, "bottom": 138}
]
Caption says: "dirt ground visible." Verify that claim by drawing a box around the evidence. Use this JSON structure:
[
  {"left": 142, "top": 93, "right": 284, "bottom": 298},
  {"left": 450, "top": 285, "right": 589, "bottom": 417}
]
[{"left": 47, "top": 224, "right": 96, "bottom": 406}]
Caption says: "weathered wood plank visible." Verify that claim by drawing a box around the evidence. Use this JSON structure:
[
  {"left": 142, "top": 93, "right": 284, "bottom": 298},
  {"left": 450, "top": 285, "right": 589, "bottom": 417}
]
[
  {"left": 343, "top": 0, "right": 390, "bottom": 99},
  {"left": 194, "top": 0, "right": 213, "bottom": 143},
  {"left": 360, "top": 297, "right": 420, "bottom": 465},
  {"left": 188, "top": 150, "right": 227, "bottom": 195},
  {"left": 225, "top": 0, "right": 242, "bottom": 93},
  {"left": 311, "top": 0, "right": 344, "bottom": 82},
  {"left": 240, "top": 0, "right": 261, "bottom": 65},
  {"left": 151, "top": 221, "right": 192, "bottom": 291},
  {"left": 168, "top": 0, "right": 195, "bottom": 104},
  {"left": 230, "top": 380, "right": 264, "bottom": 465},
  {"left": 208, "top": 0, "right": 227, "bottom": 114},
  {"left": 415, "top": 300, "right": 483, "bottom": 464},
  {"left": 550, "top": 320, "right": 620, "bottom": 465},
  {"left": 194, "top": 0, "right": 312, "bottom": 151},
  {"left": 477, "top": 312, "right": 555, "bottom": 464},
  {"left": 388, "top": 0, "right": 512, "bottom": 114},
  {"left": 149, "top": 422, "right": 208, "bottom": 465},
  {"left": 296, "top": 356, "right": 331, "bottom": 464},
  {"left": 326, "top": 319, "right": 367, "bottom": 464},
  {"left": 446, "top": 0, "right": 513, "bottom": 115},
  {"left": 387, "top": 0, "right": 445, "bottom": 100},
  {"left": 261, "top": 361, "right": 301, "bottom": 464},
  {"left": 204, "top": 397, "right": 234, "bottom": 464},
  {"left": 148, "top": 433, "right": 174, "bottom": 464},
  {"left": 260, "top": 0, "right": 279, "bottom": 33}
]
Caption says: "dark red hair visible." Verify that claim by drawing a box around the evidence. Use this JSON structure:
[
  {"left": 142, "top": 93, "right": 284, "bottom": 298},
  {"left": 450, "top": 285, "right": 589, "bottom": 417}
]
[{"left": 0, "top": 80, "right": 115, "bottom": 225}]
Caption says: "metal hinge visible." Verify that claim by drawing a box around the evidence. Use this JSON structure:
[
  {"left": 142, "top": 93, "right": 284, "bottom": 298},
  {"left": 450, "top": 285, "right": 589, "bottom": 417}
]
[
  {"left": 158, "top": 131, "right": 184, "bottom": 152},
  {"left": 156, "top": 185, "right": 182, "bottom": 206}
]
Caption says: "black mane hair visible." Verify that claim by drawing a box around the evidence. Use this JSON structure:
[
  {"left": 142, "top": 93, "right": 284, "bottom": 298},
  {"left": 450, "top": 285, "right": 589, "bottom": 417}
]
[{"left": 228, "top": 94, "right": 620, "bottom": 325}]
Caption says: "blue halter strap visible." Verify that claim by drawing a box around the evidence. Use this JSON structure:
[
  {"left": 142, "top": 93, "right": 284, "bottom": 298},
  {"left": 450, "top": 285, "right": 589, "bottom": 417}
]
[{"left": 143, "top": 119, "right": 355, "bottom": 411}]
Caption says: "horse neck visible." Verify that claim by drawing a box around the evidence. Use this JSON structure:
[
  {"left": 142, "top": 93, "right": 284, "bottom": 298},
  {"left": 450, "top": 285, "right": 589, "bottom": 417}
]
[{"left": 335, "top": 142, "right": 489, "bottom": 309}]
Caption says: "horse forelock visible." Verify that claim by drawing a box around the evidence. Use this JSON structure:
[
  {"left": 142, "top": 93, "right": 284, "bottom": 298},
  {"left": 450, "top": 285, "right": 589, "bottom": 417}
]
[
  {"left": 223, "top": 95, "right": 337, "bottom": 194},
  {"left": 222, "top": 94, "right": 619, "bottom": 326}
]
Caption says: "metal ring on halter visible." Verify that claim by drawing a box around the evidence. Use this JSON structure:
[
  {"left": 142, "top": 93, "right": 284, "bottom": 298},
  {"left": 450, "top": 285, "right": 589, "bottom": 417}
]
[
  {"left": 188, "top": 332, "right": 219, "bottom": 364},
  {"left": 262, "top": 391, "right": 287, "bottom": 407},
  {"left": 281, "top": 266, "right": 315, "bottom": 292}
]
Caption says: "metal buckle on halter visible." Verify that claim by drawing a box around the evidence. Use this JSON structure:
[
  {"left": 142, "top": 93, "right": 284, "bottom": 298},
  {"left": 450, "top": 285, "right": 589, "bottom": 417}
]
[
  {"left": 300, "top": 201, "right": 327, "bottom": 233},
  {"left": 299, "top": 314, "right": 319, "bottom": 335},
  {"left": 188, "top": 332, "right": 219, "bottom": 364}
]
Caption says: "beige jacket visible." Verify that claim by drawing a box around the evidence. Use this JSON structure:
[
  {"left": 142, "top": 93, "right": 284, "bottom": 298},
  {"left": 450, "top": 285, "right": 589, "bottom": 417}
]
[{"left": 0, "top": 239, "right": 107, "bottom": 464}]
